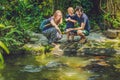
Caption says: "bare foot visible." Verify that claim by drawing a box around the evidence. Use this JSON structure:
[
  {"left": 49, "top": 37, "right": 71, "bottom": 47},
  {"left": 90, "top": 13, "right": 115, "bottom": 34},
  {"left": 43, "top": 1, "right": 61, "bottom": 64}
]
[
  {"left": 79, "top": 38, "right": 86, "bottom": 43},
  {"left": 51, "top": 43, "right": 57, "bottom": 47}
]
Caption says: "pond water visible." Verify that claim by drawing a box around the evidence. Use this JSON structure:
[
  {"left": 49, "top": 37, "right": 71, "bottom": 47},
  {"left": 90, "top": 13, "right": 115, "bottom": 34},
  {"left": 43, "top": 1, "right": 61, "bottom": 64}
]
[{"left": 0, "top": 53, "right": 120, "bottom": 80}]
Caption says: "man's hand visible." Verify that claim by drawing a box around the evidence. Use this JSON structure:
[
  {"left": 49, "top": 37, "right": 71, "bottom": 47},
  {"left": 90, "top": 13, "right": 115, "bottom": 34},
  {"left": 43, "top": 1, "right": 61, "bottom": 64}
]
[{"left": 66, "top": 28, "right": 74, "bottom": 33}]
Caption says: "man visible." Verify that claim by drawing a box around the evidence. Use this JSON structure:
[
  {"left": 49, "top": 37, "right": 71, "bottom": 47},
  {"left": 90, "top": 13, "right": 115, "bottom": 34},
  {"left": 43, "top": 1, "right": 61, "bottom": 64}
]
[{"left": 68, "top": 6, "right": 90, "bottom": 43}]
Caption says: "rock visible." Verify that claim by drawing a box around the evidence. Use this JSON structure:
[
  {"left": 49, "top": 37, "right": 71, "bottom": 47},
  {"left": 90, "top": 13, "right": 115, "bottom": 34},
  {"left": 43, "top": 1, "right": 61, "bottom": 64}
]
[
  {"left": 33, "top": 33, "right": 48, "bottom": 46},
  {"left": 87, "top": 32, "right": 106, "bottom": 42},
  {"left": 23, "top": 44, "right": 45, "bottom": 55},
  {"left": 78, "top": 48, "right": 117, "bottom": 56},
  {"left": 104, "top": 29, "right": 120, "bottom": 39},
  {"left": 58, "top": 34, "right": 80, "bottom": 43},
  {"left": 116, "top": 50, "right": 120, "bottom": 54},
  {"left": 45, "top": 61, "right": 66, "bottom": 68},
  {"left": 118, "top": 31, "right": 120, "bottom": 38},
  {"left": 26, "top": 30, "right": 48, "bottom": 45},
  {"left": 51, "top": 45, "right": 64, "bottom": 57},
  {"left": 64, "top": 48, "right": 77, "bottom": 56},
  {"left": 21, "top": 65, "right": 43, "bottom": 72},
  {"left": 58, "top": 35, "right": 66, "bottom": 43},
  {"left": 30, "top": 38, "right": 39, "bottom": 42}
]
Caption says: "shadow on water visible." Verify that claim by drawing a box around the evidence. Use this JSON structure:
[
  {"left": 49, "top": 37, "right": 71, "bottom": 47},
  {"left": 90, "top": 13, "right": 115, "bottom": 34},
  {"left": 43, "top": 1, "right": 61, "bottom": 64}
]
[{"left": 80, "top": 48, "right": 120, "bottom": 80}]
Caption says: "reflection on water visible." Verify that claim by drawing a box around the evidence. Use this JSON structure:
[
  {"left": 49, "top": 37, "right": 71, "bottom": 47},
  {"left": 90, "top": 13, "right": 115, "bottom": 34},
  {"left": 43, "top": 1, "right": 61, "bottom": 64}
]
[
  {"left": 0, "top": 53, "right": 120, "bottom": 80},
  {"left": 0, "top": 54, "right": 93, "bottom": 80}
]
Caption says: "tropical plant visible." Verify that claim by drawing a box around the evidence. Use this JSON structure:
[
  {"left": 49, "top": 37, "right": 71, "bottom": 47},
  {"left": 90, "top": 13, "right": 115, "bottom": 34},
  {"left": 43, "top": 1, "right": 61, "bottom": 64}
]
[
  {"left": 0, "top": 24, "right": 10, "bottom": 67},
  {"left": 100, "top": 0, "right": 120, "bottom": 29},
  {"left": 0, "top": 41, "right": 9, "bottom": 65}
]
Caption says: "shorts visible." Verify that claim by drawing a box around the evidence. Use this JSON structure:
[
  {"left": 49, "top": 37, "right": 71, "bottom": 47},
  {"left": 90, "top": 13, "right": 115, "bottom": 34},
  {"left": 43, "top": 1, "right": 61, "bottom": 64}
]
[
  {"left": 71, "top": 30, "right": 89, "bottom": 36},
  {"left": 82, "top": 30, "right": 89, "bottom": 36}
]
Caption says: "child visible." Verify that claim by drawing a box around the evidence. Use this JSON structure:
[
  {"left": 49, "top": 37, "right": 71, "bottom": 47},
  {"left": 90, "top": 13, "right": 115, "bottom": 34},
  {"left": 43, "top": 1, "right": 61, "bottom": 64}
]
[{"left": 65, "top": 7, "right": 77, "bottom": 42}]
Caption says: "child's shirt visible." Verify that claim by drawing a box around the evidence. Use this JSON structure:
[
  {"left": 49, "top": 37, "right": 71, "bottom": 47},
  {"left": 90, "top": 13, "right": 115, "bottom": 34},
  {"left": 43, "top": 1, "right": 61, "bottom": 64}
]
[{"left": 65, "top": 14, "right": 77, "bottom": 30}]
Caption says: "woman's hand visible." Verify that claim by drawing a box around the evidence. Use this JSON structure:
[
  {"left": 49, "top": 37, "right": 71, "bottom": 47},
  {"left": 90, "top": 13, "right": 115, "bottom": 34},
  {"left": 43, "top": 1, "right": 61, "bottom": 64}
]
[{"left": 54, "top": 26, "right": 61, "bottom": 34}]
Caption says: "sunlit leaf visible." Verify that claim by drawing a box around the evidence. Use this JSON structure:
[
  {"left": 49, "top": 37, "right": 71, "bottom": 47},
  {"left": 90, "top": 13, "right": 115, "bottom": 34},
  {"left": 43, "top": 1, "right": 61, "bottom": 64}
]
[
  {"left": 0, "top": 41, "right": 9, "bottom": 54},
  {"left": 0, "top": 52, "right": 4, "bottom": 69},
  {"left": 0, "top": 53, "right": 4, "bottom": 64},
  {"left": 41, "top": 53, "right": 46, "bottom": 59},
  {"left": 0, "top": 24, "right": 5, "bottom": 29}
]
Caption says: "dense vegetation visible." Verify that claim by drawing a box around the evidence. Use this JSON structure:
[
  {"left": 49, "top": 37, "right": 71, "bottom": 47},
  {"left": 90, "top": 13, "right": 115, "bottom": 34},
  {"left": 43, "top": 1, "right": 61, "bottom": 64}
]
[{"left": 0, "top": 0, "right": 120, "bottom": 63}]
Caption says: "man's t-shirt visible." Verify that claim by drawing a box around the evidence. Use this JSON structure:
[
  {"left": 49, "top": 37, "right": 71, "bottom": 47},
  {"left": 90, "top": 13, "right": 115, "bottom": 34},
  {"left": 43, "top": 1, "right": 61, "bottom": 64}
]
[{"left": 76, "top": 13, "right": 90, "bottom": 32}]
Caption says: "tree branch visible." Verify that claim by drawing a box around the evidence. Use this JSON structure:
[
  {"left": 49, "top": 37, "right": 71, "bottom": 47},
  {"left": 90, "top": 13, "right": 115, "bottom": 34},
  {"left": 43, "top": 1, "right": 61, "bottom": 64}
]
[{"left": 100, "top": 0, "right": 107, "bottom": 13}]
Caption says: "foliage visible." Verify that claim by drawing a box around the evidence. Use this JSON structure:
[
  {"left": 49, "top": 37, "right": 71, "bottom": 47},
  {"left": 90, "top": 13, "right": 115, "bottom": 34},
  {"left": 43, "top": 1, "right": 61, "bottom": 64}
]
[
  {"left": 0, "top": 53, "right": 4, "bottom": 64},
  {"left": 0, "top": 0, "right": 45, "bottom": 50},
  {"left": 72, "top": 0, "right": 93, "bottom": 13},
  {"left": 0, "top": 41, "right": 9, "bottom": 54},
  {"left": 0, "top": 41, "right": 9, "bottom": 67},
  {"left": 0, "top": 24, "right": 5, "bottom": 29},
  {"left": 100, "top": 0, "right": 120, "bottom": 29},
  {"left": 109, "top": 54, "right": 120, "bottom": 72},
  {"left": 103, "top": 13, "right": 120, "bottom": 29},
  {"left": 39, "top": 0, "right": 53, "bottom": 17},
  {"left": 59, "top": 20, "right": 66, "bottom": 33},
  {"left": 0, "top": 0, "right": 119, "bottom": 55}
]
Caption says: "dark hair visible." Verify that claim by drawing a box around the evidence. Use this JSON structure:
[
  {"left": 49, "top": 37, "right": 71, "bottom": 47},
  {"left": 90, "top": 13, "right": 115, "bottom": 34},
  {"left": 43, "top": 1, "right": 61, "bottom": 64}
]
[{"left": 75, "top": 6, "right": 83, "bottom": 12}]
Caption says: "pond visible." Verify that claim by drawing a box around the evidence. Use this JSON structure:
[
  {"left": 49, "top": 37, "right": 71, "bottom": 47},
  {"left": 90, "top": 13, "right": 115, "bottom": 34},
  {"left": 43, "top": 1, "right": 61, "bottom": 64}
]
[{"left": 0, "top": 52, "right": 120, "bottom": 80}]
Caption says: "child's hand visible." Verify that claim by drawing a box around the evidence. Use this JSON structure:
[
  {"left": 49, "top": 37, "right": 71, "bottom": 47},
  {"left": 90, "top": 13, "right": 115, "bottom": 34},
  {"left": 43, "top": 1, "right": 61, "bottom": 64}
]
[
  {"left": 68, "top": 17, "right": 71, "bottom": 21},
  {"left": 65, "top": 18, "right": 69, "bottom": 21},
  {"left": 66, "top": 17, "right": 71, "bottom": 21},
  {"left": 66, "top": 28, "right": 73, "bottom": 33}
]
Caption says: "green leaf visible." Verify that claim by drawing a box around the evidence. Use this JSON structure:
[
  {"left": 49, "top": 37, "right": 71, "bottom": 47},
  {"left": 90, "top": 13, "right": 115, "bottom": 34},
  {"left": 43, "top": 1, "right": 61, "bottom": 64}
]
[
  {"left": 0, "top": 53, "right": 4, "bottom": 64},
  {"left": 0, "top": 24, "right": 5, "bottom": 29},
  {"left": 0, "top": 52, "right": 4, "bottom": 69},
  {"left": 0, "top": 41, "right": 9, "bottom": 54}
]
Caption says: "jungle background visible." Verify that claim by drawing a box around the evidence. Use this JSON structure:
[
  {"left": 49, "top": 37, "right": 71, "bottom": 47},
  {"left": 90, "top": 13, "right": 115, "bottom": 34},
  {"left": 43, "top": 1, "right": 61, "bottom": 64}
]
[
  {"left": 0, "top": 0, "right": 120, "bottom": 80},
  {"left": 0, "top": 0, "right": 120, "bottom": 75}
]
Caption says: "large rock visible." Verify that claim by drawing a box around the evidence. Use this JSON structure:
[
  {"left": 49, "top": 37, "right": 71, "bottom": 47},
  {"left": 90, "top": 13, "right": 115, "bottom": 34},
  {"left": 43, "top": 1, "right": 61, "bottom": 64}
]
[
  {"left": 77, "top": 48, "right": 117, "bottom": 56},
  {"left": 87, "top": 32, "right": 106, "bottom": 42},
  {"left": 22, "top": 31, "right": 49, "bottom": 55},
  {"left": 104, "top": 29, "right": 120, "bottom": 39},
  {"left": 118, "top": 31, "right": 120, "bottom": 38},
  {"left": 27, "top": 31, "right": 48, "bottom": 46},
  {"left": 23, "top": 43, "right": 45, "bottom": 55},
  {"left": 58, "top": 34, "right": 80, "bottom": 43}
]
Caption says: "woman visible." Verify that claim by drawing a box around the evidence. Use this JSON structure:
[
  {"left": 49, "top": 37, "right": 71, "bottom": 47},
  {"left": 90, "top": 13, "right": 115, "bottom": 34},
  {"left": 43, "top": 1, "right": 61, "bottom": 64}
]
[{"left": 40, "top": 10, "right": 63, "bottom": 47}]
